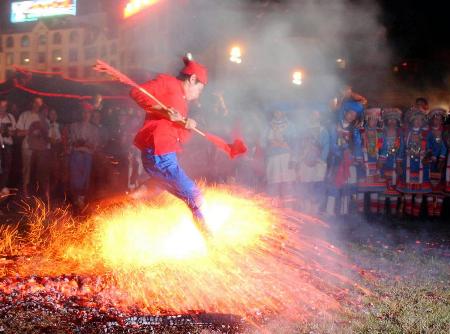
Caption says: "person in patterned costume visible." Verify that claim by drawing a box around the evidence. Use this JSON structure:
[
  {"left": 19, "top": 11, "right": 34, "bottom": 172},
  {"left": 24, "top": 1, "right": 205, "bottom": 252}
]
[
  {"left": 354, "top": 108, "right": 386, "bottom": 215},
  {"left": 443, "top": 118, "right": 450, "bottom": 195},
  {"left": 325, "top": 101, "right": 363, "bottom": 216},
  {"left": 425, "top": 108, "right": 447, "bottom": 217},
  {"left": 397, "top": 111, "right": 431, "bottom": 217},
  {"left": 378, "top": 108, "right": 404, "bottom": 216}
]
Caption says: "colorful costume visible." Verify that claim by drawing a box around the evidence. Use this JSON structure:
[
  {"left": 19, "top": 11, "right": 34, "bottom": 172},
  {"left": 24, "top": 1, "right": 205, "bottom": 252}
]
[
  {"left": 425, "top": 108, "right": 447, "bottom": 217},
  {"left": 444, "top": 124, "right": 450, "bottom": 194},
  {"left": 397, "top": 112, "right": 431, "bottom": 217},
  {"left": 354, "top": 108, "right": 386, "bottom": 214},
  {"left": 378, "top": 108, "right": 404, "bottom": 216},
  {"left": 325, "top": 101, "right": 363, "bottom": 216}
]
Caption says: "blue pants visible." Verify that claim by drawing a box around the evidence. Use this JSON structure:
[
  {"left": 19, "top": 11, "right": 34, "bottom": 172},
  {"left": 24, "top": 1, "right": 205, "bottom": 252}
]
[
  {"left": 141, "top": 148, "right": 203, "bottom": 220},
  {"left": 70, "top": 150, "right": 92, "bottom": 197}
]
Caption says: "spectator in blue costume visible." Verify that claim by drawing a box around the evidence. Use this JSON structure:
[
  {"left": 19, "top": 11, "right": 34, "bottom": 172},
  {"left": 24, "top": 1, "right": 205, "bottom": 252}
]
[{"left": 325, "top": 100, "right": 364, "bottom": 216}]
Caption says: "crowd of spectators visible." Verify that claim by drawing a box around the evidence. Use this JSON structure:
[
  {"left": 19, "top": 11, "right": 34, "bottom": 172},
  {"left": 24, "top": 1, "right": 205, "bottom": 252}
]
[
  {"left": 1, "top": 87, "right": 450, "bottom": 220},
  {"left": 0, "top": 94, "right": 142, "bottom": 213}
]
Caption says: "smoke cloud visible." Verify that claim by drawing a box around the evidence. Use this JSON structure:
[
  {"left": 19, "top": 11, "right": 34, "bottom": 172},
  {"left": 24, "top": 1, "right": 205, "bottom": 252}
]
[{"left": 134, "top": 0, "right": 390, "bottom": 109}]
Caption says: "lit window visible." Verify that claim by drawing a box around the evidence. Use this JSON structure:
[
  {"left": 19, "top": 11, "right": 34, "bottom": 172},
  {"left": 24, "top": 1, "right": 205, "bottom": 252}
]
[
  {"left": 21, "top": 35, "right": 30, "bottom": 47},
  {"left": 84, "top": 47, "right": 97, "bottom": 60},
  {"left": 84, "top": 30, "right": 96, "bottom": 45},
  {"left": 6, "top": 36, "right": 14, "bottom": 48},
  {"left": 53, "top": 32, "right": 62, "bottom": 44},
  {"left": 38, "top": 52, "right": 46, "bottom": 64},
  {"left": 38, "top": 34, "right": 47, "bottom": 45},
  {"left": 53, "top": 50, "right": 62, "bottom": 62},
  {"left": 20, "top": 52, "right": 30, "bottom": 65},
  {"left": 6, "top": 53, "right": 14, "bottom": 65},
  {"left": 69, "top": 31, "right": 79, "bottom": 43},
  {"left": 69, "top": 49, "right": 78, "bottom": 62}
]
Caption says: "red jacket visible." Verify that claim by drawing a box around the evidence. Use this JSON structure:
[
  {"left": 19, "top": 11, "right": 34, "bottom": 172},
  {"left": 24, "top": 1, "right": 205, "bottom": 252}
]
[{"left": 130, "top": 74, "right": 191, "bottom": 154}]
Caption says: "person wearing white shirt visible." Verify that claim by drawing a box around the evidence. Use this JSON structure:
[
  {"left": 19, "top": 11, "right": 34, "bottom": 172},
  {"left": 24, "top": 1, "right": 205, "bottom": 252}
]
[
  {"left": 16, "top": 97, "right": 44, "bottom": 197},
  {"left": 48, "top": 109, "right": 63, "bottom": 200}
]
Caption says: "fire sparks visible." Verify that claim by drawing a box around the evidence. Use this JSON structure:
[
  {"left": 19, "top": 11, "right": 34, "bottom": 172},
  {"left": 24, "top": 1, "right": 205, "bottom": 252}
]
[{"left": 0, "top": 186, "right": 368, "bottom": 324}]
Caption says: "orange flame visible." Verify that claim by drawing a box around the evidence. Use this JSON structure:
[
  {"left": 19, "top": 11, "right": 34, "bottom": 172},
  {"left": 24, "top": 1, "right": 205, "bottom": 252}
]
[{"left": 0, "top": 186, "right": 369, "bottom": 321}]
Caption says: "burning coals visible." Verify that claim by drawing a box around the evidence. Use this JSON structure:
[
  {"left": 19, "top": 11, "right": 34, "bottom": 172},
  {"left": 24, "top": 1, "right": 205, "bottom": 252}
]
[
  {"left": 0, "top": 273, "right": 243, "bottom": 333},
  {"left": 0, "top": 186, "right": 369, "bottom": 333}
]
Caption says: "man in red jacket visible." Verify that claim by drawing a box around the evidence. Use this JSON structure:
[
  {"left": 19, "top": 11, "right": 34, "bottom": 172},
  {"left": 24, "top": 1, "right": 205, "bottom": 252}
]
[{"left": 130, "top": 56, "right": 210, "bottom": 236}]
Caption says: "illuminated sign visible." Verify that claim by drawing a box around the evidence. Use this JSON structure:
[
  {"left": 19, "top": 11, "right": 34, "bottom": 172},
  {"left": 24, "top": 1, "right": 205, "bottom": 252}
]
[
  {"left": 124, "top": 0, "right": 160, "bottom": 19},
  {"left": 11, "top": 0, "right": 77, "bottom": 23}
]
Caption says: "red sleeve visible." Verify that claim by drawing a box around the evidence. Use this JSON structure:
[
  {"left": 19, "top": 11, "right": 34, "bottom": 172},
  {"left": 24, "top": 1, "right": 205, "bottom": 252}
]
[{"left": 129, "top": 75, "right": 167, "bottom": 112}]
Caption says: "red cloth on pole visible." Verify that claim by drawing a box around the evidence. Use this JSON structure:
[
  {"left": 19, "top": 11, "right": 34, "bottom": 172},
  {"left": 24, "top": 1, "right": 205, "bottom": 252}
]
[{"left": 204, "top": 133, "right": 247, "bottom": 159}]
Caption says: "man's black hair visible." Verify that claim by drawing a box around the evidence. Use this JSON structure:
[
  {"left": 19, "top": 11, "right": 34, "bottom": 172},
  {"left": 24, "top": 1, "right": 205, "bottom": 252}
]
[{"left": 177, "top": 73, "right": 199, "bottom": 84}]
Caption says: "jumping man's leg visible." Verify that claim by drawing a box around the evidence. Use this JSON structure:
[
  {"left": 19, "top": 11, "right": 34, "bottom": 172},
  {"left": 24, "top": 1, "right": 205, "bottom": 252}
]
[{"left": 141, "top": 149, "right": 210, "bottom": 236}]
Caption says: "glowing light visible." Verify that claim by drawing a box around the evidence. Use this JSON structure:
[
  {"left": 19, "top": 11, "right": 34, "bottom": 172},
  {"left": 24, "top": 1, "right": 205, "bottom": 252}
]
[
  {"left": 0, "top": 186, "right": 369, "bottom": 321},
  {"left": 292, "top": 70, "right": 303, "bottom": 85},
  {"left": 229, "top": 46, "right": 242, "bottom": 64},
  {"left": 55, "top": 56, "right": 62, "bottom": 62},
  {"left": 11, "top": 0, "right": 77, "bottom": 23},
  {"left": 336, "top": 58, "right": 346, "bottom": 69},
  {"left": 24, "top": 58, "right": 30, "bottom": 63},
  {"left": 124, "top": 0, "right": 160, "bottom": 19}
]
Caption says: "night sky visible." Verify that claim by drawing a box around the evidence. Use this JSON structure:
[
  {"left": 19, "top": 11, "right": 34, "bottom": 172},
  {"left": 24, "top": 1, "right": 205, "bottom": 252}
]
[
  {"left": 1, "top": 0, "right": 449, "bottom": 62},
  {"left": 378, "top": 0, "right": 450, "bottom": 59}
]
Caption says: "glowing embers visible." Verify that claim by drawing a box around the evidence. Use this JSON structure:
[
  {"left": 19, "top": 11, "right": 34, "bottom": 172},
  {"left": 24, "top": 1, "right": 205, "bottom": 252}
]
[
  {"left": 123, "top": 0, "right": 160, "bottom": 19},
  {"left": 0, "top": 187, "right": 368, "bottom": 320}
]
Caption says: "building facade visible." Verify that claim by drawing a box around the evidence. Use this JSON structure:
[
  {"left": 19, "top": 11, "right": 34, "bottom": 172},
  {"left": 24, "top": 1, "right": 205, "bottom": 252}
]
[{"left": 0, "top": 15, "right": 119, "bottom": 82}]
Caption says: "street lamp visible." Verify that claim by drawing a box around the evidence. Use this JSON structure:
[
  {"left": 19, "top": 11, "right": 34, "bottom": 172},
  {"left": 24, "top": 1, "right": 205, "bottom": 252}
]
[
  {"left": 336, "top": 58, "right": 346, "bottom": 69},
  {"left": 292, "top": 70, "right": 303, "bottom": 85},
  {"left": 229, "top": 46, "right": 242, "bottom": 64}
]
